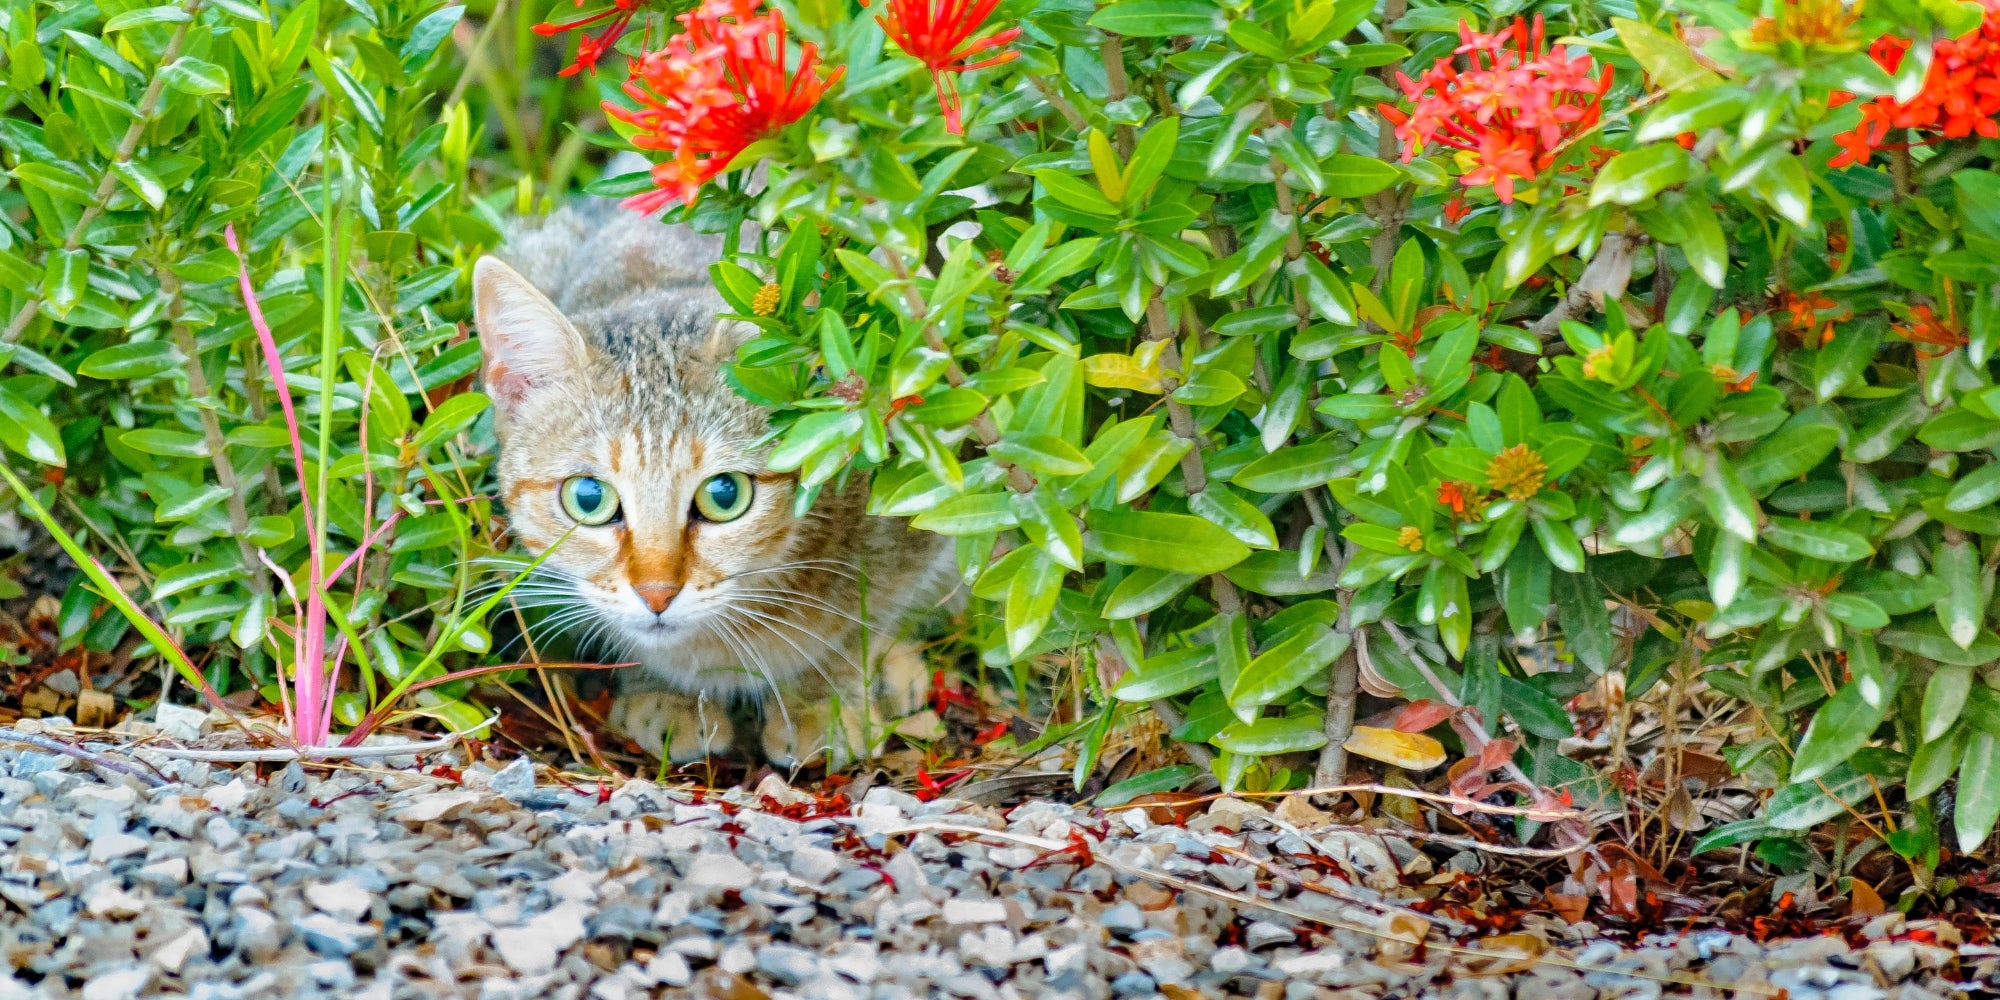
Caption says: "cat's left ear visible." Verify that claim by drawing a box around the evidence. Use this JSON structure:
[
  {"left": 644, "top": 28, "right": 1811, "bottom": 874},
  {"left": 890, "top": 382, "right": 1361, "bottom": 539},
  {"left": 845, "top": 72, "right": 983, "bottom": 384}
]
[{"left": 473, "top": 256, "right": 588, "bottom": 428}]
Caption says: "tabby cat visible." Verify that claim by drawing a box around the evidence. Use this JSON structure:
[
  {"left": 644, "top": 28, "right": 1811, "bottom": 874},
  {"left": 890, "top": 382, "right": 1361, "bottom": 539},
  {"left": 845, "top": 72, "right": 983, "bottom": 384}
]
[{"left": 473, "top": 203, "right": 955, "bottom": 765}]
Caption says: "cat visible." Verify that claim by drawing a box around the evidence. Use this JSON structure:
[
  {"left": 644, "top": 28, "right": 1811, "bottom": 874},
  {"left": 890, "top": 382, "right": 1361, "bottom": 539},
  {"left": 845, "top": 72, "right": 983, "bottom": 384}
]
[{"left": 472, "top": 202, "right": 957, "bottom": 765}]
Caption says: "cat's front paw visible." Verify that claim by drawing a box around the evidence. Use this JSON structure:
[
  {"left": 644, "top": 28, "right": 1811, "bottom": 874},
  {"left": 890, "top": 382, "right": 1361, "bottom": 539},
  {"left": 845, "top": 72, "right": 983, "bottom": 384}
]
[{"left": 609, "top": 691, "right": 733, "bottom": 762}]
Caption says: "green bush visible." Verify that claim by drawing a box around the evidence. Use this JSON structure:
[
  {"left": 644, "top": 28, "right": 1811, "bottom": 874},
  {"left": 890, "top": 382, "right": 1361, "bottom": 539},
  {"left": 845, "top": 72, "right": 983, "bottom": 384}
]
[
  {"left": 597, "top": 0, "right": 2000, "bottom": 873},
  {"left": 15, "top": 0, "right": 2000, "bottom": 884},
  {"left": 0, "top": 0, "right": 599, "bottom": 737}
]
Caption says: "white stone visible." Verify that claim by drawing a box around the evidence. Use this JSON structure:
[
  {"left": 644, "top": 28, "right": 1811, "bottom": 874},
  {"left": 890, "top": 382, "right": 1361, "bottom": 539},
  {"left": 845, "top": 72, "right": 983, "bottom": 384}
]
[
  {"left": 789, "top": 845, "right": 842, "bottom": 884},
  {"left": 1274, "top": 949, "right": 1345, "bottom": 979},
  {"left": 154, "top": 702, "right": 208, "bottom": 741},
  {"left": 683, "top": 853, "right": 756, "bottom": 894},
  {"left": 1045, "top": 942, "right": 1089, "bottom": 978},
  {"left": 943, "top": 898, "right": 1009, "bottom": 925},
  {"left": 644, "top": 950, "right": 691, "bottom": 987},
  {"left": 306, "top": 879, "right": 374, "bottom": 922},
  {"left": 88, "top": 831, "right": 149, "bottom": 863},
  {"left": 84, "top": 881, "right": 147, "bottom": 918},
  {"left": 150, "top": 928, "right": 207, "bottom": 973},
  {"left": 393, "top": 790, "right": 486, "bottom": 824},
  {"left": 490, "top": 903, "right": 589, "bottom": 976},
  {"left": 203, "top": 778, "right": 251, "bottom": 811},
  {"left": 80, "top": 967, "right": 149, "bottom": 1000}
]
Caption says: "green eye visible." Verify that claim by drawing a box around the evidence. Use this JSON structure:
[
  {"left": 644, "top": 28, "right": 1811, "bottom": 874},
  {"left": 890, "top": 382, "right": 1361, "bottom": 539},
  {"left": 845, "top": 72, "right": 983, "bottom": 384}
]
[
  {"left": 559, "top": 476, "right": 620, "bottom": 525},
  {"left": 693, "top": 472, "right": 753, "bottom": 522}
]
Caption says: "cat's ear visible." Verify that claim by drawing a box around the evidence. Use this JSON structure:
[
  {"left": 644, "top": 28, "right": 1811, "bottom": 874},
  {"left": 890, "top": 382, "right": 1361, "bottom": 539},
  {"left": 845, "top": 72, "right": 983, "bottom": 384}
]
[{"left": 473, "top": 256, "right": 587, "bottom": 424}]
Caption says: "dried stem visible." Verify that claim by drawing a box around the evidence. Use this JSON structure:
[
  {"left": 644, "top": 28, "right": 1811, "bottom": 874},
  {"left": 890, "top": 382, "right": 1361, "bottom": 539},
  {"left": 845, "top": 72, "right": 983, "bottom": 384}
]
[
  {"left": 166, "top": 279, "right": 271, "bottom": 604},
  {"left": 1528, "top": 229, "right": 1640, "bottom": 342}
]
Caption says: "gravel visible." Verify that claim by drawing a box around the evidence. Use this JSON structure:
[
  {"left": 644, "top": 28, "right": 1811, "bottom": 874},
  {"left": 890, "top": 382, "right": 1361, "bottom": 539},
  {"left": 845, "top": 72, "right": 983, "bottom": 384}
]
[{"left": 0, "top": 738, "right": 1990, "bottom": 1000}]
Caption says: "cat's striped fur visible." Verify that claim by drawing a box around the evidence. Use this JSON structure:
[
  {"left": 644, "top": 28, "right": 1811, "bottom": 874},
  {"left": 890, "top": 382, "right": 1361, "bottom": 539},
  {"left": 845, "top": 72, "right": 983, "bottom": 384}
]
[{"left": 474, "top": 203, "right": 954, "bottom": 764}]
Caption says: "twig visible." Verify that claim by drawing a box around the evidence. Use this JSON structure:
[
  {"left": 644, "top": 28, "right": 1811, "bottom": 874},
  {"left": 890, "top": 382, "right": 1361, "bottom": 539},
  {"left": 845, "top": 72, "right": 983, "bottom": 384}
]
[
  {"left": 1099, "top": 783, "right": 1584, "bottom": 821},
  {"left": 1208, "top": 843, "right": 1468, "bottom": 935},
  {"left": 0, "top": 729, "right": 168, "bottom": 788},
  {"left": 145, "top": 728, "right": 469, "bottom": 763},
  {"left": 1299, "top": 821, "right": 1592, "bottom": 859}
]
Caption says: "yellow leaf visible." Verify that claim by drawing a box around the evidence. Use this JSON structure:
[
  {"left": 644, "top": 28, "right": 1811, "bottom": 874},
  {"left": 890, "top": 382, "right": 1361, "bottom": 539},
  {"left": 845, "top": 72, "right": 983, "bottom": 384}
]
[
  {"left": 1343, "top": 725, "right": 1447, "bottom": 770},
  {"left": 1082, "top": 353, "right": 1164, "bottom": 392},
  {"left": 1088, "top": 129, "right": 1127, "bottom": 203}
]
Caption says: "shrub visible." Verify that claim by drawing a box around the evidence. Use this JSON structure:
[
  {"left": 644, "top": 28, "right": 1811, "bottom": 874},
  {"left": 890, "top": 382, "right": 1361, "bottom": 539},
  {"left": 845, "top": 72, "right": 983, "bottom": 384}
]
[
  {"left": 0, "top": 0, "right": 597, "bottom": 740},
  {"left": 590, "top": 0, "right": 2000, "bottom": 873}
]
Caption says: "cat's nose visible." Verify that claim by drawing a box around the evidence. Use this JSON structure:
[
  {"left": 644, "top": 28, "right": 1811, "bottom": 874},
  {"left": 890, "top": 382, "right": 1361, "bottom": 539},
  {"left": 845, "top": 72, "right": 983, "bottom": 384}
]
[{"left": 633, "top": 583, "right": 679, "bottom": 614}]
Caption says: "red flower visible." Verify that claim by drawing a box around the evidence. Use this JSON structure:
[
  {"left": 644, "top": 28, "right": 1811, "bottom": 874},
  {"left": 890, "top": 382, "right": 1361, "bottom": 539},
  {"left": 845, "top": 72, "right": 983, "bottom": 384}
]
[
  {"left": 1830, "top": 2, "right": 2000, "bottom": 167},
  {"left": 878, "top": 0, "right": 1022, "bottom": 134},
  {"left": 1893, "top": 304, "right": 1967, "bottom": 356},
  {"left": 534, "top": 0, "right": 650, "bottom": 76},
  {"left": 1378, "top": 15, "right": 1612, "bottom": 203},
  {"left": 605, "top": 0, "right": 840, "bottom": 212}
]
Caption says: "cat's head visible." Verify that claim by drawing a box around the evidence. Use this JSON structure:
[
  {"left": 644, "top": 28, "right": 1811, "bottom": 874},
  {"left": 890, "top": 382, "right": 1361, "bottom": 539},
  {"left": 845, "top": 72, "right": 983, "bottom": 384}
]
[{"left": 472, "top": 256, "right": 859, "bottom": 690}]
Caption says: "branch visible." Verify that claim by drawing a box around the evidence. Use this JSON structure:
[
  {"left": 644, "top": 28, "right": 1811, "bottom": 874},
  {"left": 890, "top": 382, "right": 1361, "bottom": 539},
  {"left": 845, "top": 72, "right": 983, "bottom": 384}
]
[{"left": 1527, "top": 230, "right": 1641, "bottom": 342}]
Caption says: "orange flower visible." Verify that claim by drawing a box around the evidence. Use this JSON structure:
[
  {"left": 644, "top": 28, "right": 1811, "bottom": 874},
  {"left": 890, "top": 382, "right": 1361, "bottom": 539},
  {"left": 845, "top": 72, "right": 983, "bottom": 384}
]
[
  {"left": 535, "top": 0, "right": 651, "bottom": 76},
  {"left": 1892, "top": 304, "right": 1967, "bottom": 356},
  {"left": 1830, "top": 1, "right": 2000, "bottom": 167},
  {"left": 605, "top": 0, "right": 841, "bottom": 211},
  {"left": 1378, "top": 16, "right": 1613, "bottom": 203},
  {"left": 878, "top": 0, "right": 1022, "bottom": 134}
]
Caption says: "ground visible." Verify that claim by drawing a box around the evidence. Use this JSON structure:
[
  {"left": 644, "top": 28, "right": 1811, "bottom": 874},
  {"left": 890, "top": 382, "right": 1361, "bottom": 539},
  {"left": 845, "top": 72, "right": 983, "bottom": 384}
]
[{"left": 0, "top": 730, "right": 1988, "bottom": 1000}]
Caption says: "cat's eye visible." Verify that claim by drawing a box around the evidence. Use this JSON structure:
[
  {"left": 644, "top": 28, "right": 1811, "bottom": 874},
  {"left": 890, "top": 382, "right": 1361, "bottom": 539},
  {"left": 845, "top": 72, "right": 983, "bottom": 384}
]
[
  {"left": 693, "top": 472, "right": 753, "bottom": 522},
  {"left": 559, "top": 476, "right": 621, "bottom": 525}
]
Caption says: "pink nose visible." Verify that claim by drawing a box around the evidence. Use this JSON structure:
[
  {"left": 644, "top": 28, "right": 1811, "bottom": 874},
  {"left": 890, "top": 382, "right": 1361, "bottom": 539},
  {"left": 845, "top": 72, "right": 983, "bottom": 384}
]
[{"left": 634, "top": 583, "right": 679, "bottom": 614}]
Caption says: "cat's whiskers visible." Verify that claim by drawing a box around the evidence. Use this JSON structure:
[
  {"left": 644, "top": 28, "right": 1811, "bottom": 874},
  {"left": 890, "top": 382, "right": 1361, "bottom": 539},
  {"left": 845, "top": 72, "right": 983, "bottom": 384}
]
[
  {"left": 727, "top": 587, "right": 869, "bottom": 628},
  {"left": 704, "top": 616, "right": 792, "bottom": 725},
  {"left": 723, "top": 603, "right": 858, "bottom": 678}
]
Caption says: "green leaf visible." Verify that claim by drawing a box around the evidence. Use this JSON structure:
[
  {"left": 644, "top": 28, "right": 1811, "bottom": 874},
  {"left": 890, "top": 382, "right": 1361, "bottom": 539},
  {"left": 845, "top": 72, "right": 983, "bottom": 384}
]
[
  {"left": 80, "top": 341, "right": 182, "bottom": 381},
  {"left": 911, "top": 491, "right": 1018, "bottom": 535},
  {"left": 1909, "top": 727, "right": 1963, "bottom": 800},
  {"left": 1765, "top": 762, "right": 1874, "bottom": 830},
  {"left": 1113, "top": 645, "right": 1217, "bottom": 701},
  {"left": 161, "top": 57, "right": 229, "bottom": 95},
  {"left": 1187, "top": 487, "right": 1278, "bottom": 549},
  {"left": 1589, "top": 144, "right": 1693, "bottom": 207},
  {"left": 1087, "top": 509, "right": 1250, "bottom": 574},
  {"left": 412, "top": 392, "right": 490, "bottom": 452},
  {"left": 1233, "top": 441, "right": 1344, "bottom": 493},
  {"left": 42, "top": 248, "right": 88, "bottom": 318},
  {"left": 1613, "top": 17, "right": 1723, "bottom": 91},
  {"left": 1881, "top": 622, "right": 2000, "bottom": 666},
  {"left": 1227, "top": 625, "right": 1348, "bottom": 715},
  {"left": 1936, "top": 539, "right": 1984, "bottom": 650},
  {"left": 1948, "top": 462, "right": 2000, "bottom": 512},
  {"left": 1924, "top": 664, "right": 1974, "bottom": 744},
  {"left": 1321, "top": 155, "right": 1399, "bottom": 198},
  {"left": 990, "top": 433, "right": 1092, "bottom": 477},
  {"left": 1004, "top": 551, "right": 1063, "bottom": 658},
  {"left": 1699, "top": 454, "right": 1758, "bottom": 542},
  {"left": 1097, "top": 766, "right": 1203, "bottom": 806},
  {"left": 103, "top": 5, "right": 194, "bottom": 29},
  {"left": 1691, "top": 818, "right": 1783, "bottom": 855},
  {"left": 1958, "top": 733, "right": 2000, "bottom": 852},
  {"left": 152, "top": 559, "right": 245, "bottom": 600},
  {"left": 1101, "top": 567, "right": 1198, "bottom": 619},
  {"left": 1087, "top": 0, "right": 1222, "bottom": 36},
  {"left": 1214, "top": 714, "right": 1327, "bottom": 755},
  {"left": 119, "top": 428, "right": 208, "bottom": 459},
  {"left": 1635, "top": 87, "right": 1748, "bottom": 143},
  {"left": 0, "top": 386, "right": 66, "bottom": 467},
  {"left": 1792, "top": 673, "right": 1895, "bottom": 783},
  {"left": 1763, "top": 517, "right": 1872, "bottom": 562}
]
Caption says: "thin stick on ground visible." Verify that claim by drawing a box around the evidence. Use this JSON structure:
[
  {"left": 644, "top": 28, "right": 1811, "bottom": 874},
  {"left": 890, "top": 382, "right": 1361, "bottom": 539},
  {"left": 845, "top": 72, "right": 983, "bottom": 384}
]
[{"left": 0, "top": 729, "right": 169, "bottom": 788}]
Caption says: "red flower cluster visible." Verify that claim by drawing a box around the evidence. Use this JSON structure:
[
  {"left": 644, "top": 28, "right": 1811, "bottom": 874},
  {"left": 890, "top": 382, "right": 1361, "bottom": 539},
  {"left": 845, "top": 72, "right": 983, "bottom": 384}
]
[
  {"left": 878, "top": 0, "right": 1021, "bottom": 134},
  {"left": 1379, "top": 16, "right": 1612, "bottom": 203},
  {"left": 605, "top": 0, "right": 840, "bottom": 212},
  {"left": 1831, "top": 1, "right": 2000, "bottom": 167},
  {"left": 534, "top": 0, "right": 649, "bottom": 77}
]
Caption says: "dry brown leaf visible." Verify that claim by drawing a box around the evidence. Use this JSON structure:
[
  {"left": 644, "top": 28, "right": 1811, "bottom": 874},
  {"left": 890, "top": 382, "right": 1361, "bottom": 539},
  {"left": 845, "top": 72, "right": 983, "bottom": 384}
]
[
  {"left": 1460, "top": 932, "right": 1547, "bottom": 976},
  {"left": 1851, "top": 878, "right": 1886, "bottom": 918},
  {"left": 1273, "top": 793, "right": 1329, "bottom": 827},
  {"left": 1377, "top": 912, "right": 1431, "bottom": 965},
  {"left": 76, "top": 690, "right": 115, "bottom": 729},
  {"left": 1344, "top": 726, "right": 1447, "bottom": 770},
  {"left": 1356, "top": 631, "right": 1403, "bottom": 698}
]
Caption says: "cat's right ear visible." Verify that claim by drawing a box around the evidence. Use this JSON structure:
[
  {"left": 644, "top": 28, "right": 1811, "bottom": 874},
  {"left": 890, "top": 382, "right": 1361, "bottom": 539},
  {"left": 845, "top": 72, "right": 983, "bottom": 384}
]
[{"left": 473, "top": 256, "right": 587, "bottom": 426}]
